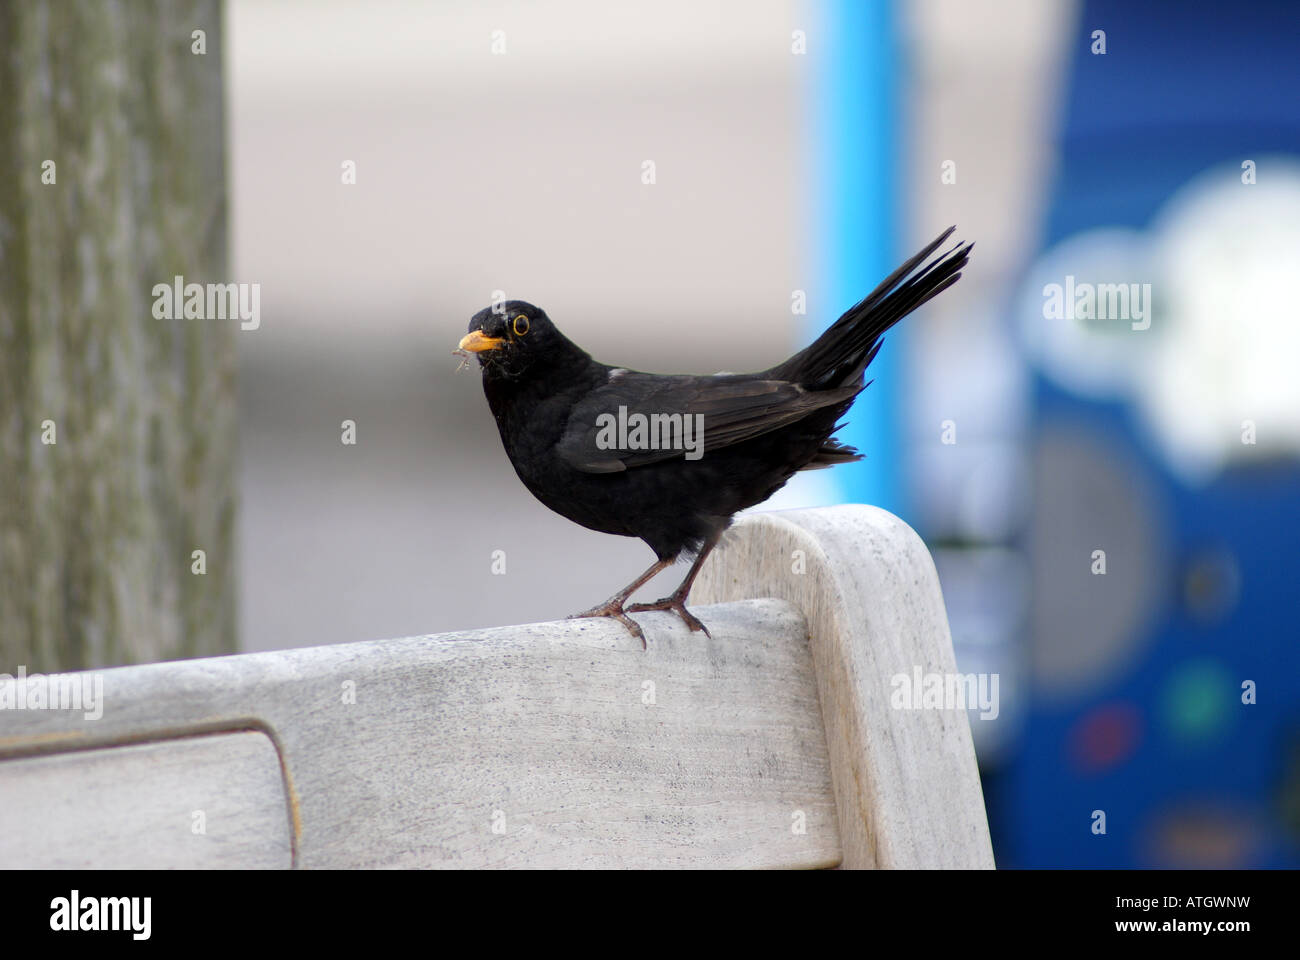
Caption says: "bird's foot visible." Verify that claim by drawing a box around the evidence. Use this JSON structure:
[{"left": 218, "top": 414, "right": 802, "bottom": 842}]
[
  {"left": 625, "top": 596, "right": 711, "bottom": 637},
  {"left": 567, "top": 599, "right": 646, "bottom": 647}
]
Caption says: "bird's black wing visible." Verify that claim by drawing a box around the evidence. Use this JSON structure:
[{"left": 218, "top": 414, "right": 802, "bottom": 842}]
[{"left": 555, "top": 370, "right": 860, "bottom": 473}]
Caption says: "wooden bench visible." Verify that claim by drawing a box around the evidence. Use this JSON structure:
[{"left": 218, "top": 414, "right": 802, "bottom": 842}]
[{"left": 0, "top": 505, "right": 993, "bottom": 869}]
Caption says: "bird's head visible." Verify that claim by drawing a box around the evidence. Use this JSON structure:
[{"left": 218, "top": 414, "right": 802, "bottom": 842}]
[{"left": 458, "top": 300, "right": 578, "bottom": 380}]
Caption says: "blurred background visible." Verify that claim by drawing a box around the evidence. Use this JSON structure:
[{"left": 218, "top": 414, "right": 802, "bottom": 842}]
[{"left": 3, "top": 0, "right": 1298, "bottom": 868}]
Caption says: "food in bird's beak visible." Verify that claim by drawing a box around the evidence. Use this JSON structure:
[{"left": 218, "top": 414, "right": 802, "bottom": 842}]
[{"left": 458, "top": 330, "right": 504, "bottom": 353}]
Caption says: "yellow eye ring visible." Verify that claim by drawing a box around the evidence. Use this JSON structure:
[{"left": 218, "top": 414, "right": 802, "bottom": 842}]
[{"left": 513, "top": 314, "right": 530, "bottom": 336}]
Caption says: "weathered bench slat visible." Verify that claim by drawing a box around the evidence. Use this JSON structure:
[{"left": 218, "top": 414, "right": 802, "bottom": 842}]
[
  {"left": 0, "top": 732, "right": 291, "bottom": 869},
  {"left": 1, "top": 599, "right": 841, "bottom": 869}
]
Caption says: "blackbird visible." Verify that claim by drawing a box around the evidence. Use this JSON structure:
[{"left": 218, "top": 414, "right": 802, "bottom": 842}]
[{"left": 457, "top": 226, "right": 971, "bottom": 644}]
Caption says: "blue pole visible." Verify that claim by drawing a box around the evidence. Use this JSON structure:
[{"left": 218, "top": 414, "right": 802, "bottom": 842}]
[{"left": 814, "top": 0, "right": 904, "bottom": 517}]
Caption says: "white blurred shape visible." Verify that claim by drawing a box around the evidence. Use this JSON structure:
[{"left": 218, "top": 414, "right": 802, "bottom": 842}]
[
  {"left": 1016, "top": 228, "right": 1156, "bottom": 399},
  {"left": 1141, "top": 160, "right": 1300, "bottom": 482},
  {"left": 1017, "top": 159, "right": 1300, "bottom": 484}
]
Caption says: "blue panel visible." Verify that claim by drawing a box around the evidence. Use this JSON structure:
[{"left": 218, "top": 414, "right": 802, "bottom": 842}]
[{"left": 1003, "top": 0, "right": 1300, "bottom": 868}]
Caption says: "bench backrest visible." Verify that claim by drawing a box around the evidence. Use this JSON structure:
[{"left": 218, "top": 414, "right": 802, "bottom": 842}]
[{"left": 0, "top": 505, "right": 993, "bottom": 869}]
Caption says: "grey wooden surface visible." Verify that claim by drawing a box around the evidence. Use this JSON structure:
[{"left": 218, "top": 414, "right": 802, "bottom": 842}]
[
  {"left": 0, "top": 600, "right": 840, "bottom": 869},
  {"left": 0, "top": 505, "right": 993, "bottom": 869},
  {"left": 0, "top": 732, "right": 291, "bottom": 869},
  {"left": 695, "top": 505, "right": 996, "bottom": 869}
]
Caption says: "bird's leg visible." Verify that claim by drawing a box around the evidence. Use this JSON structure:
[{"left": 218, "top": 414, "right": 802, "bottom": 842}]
[
  {"left": 567, "top": 557, "right": 674, "bottom": 647},
  {"left": 626, "top": 534, "right": 720, "bottom": 638}
]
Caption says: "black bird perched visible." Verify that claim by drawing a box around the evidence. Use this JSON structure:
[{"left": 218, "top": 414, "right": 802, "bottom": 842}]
[{"left": 458, "top": 226, "right": 971, "bottom": 645}]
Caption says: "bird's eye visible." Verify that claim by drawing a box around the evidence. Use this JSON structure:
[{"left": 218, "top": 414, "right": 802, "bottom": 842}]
[{"left": 513, "top": 314, "right": 530, "bottom": 337}]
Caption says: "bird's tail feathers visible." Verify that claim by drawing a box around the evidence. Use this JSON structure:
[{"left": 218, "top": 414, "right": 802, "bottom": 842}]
[
  {"left": 804, "top": 434, "right": 863, "bottom": 469},
  {"left": 775, "top": 226, "right": 972, "bottom": 389}
]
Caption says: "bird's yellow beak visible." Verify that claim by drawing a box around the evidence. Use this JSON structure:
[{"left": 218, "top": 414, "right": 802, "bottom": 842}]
[{"left": 458, "top": 330, "right": 505, "bottom": 353}]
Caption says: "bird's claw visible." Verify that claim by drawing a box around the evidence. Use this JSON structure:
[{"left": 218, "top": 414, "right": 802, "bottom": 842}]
[
  {"left": 625, "top": 597, "right": 711, "bottom": 638},
  {"left": 567, "top": 601, "right": 647, "bottom": 648}
]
